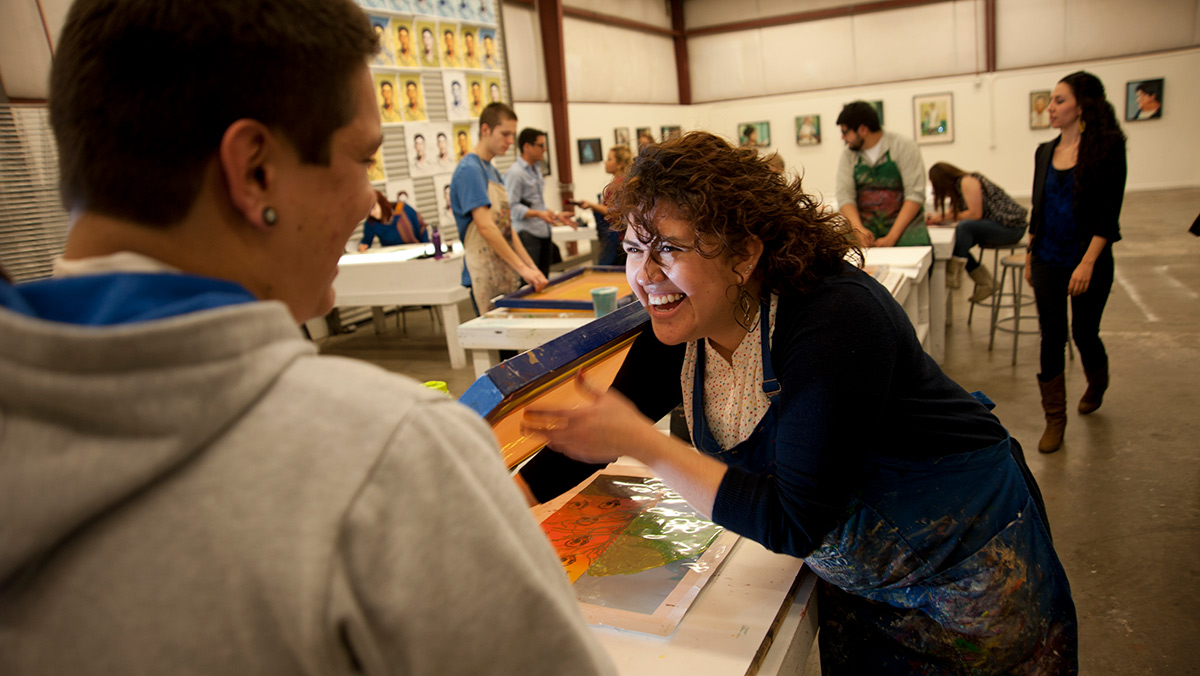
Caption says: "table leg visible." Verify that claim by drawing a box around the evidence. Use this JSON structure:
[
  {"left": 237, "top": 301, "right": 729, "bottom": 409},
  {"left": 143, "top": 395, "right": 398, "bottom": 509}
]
[
  {"left": 930, "top": 261, "right": 947, "bottom": 363},
  {"left": 440, "top": 303, "right": 467, "bottom": 369},
  {"left": 471, "top": 348, "right": 499, "bottom": 379},
  {"left": 371, "top": 306, "right": 387, "bottom": 335}
]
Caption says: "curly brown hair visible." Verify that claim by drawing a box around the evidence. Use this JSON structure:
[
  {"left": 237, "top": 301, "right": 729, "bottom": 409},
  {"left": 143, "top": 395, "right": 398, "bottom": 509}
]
[{"left": 611, "top": 131, "right": 860, "bottom": 296}]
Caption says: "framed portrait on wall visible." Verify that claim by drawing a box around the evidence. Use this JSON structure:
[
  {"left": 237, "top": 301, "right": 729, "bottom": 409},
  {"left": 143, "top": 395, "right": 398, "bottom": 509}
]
[
  {"left": 577, "top": 138, "right": 603, "bottom": 165},
  {"left": 913, "top": 93, "right": 953, "bottom": 144},
  {"left": 1126, "top": 79, "right": 1163, "bottom": 121},
  {"left": 1029, "top": 90, "right": 1051, "bottom": 129},
  {"left": 415, "top": 21, "right": 440, "bottom": 68},
  {"left": 738, "top": 121, "right": 769, "bottom": 148},
  {"left": 795, "top": 115, "right": 820, "bottom": 145},
  {"left": 869, "top": 100, "right": 884, "bottom": 126},
  {"left": 541, "top": 135, "right": 553, "bottom": 176},
  {"left": 393, "top": 18, "right": 418, "bottom": 68},
  {"left": 398, "top": 73, "right": 427, "bottom": 122},
  {"left": 614, "top": 127, "right": 630, "bottom": 148},
  {"left": 636, "top": 127, "right": 654, "bottom": 148},
  {"left": 373, "top": 73, "right": 403, "bottom": 125},
  {"left": 368, "top": 15, "right": 396, "bottom": 67},
  {"left": 661, "top": 125, "right": 682, "bottom": 141}
]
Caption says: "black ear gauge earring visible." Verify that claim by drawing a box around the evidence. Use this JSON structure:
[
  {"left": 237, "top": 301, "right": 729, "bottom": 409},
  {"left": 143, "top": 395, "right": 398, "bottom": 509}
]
[{"left": 263, "top": 206, "right": 278, "bottom": 226}]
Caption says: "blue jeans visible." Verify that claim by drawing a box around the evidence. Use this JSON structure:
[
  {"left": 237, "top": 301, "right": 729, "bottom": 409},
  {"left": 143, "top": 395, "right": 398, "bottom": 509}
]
[{"left": 952, "top": 219, "right": 1027, "bottom": 271}]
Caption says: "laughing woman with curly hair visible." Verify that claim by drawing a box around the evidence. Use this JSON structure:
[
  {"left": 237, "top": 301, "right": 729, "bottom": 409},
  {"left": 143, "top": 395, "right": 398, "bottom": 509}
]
[{"left": 521, "top": 131, "right": 1077, "bottom": 674}]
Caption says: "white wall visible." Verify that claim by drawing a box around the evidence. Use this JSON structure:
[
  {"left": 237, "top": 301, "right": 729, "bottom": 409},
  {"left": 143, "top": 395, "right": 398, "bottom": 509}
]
[{"left": 690, "top": 48, "right": 1200, "bottom": 205}]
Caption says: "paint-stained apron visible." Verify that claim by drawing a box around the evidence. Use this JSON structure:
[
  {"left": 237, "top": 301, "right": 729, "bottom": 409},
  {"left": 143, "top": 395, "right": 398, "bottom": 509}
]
[
  {"left": 463, "top": 178, "right": 524, "bottom": 312},
  {"left": 689, "top": 299, "right": 1077, "bottom": 675},
  {"left": 854, "top": 151, "right": 931, "bottom": 246}
]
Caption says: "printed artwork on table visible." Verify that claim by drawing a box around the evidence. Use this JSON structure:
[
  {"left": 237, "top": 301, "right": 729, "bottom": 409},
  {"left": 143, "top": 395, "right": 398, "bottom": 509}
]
[
  {"left": 429, "top": 123, "right": 456, "bottom": 172},
  {"left": 416, "top": 21, "right": 440, "bottom": 68},
  {"left": 484, "top": 76, "right": 503, "bottom": 105},
  {"left": 465, "top": 74, "right": 485, "bottom": 118},
  {"left": 532, "top": 467, "right": 736, "bottom": 636},
  {"left": 439, "top": 23, "right": 461, "bottom": 68},
  {"left": 433, "top": 173, "right": 455, "bottom": 227},
  {"left": 478, "top": 28, "right": 499, "bottom": 70},
  {"left": 393, "top": 18, "right": 419, "bottom": 68},
  {"left": 373, "top": 73, "right": 404, "bottom": 124},
  {"left": 460, "top": 26, "right": 481, "bottom": 69},
  {"left": 452, "top": 122, "right": 477, "bottom": 162},
  {"left": 367, "top": 146, "right": 386, "bottom": 183},
  {"left": 368, "top": 15, "right": 395, "bottom": 67},
  {"left": 406, "top": 124, "right": 436, "bottom": 177},
  {"left": 399, "top": 73, "right": 427, "bottom": 122},
  {"left": 385, "top": 178, "right": 418, "bottom": 214},
  {"left": 443, "top": 71, "right": 471, "bottom": 120}
]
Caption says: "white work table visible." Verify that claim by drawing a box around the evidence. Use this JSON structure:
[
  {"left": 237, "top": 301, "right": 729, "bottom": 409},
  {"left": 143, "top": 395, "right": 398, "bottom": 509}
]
[
  {"left": 591, "top": 537, "right": 817, "bottom": 676},
  {"left": 863, "top": 246, "right": 934, "bottom": 357},
  {"left": 332, "top": 243, "right": 471, "bottom": 368}
]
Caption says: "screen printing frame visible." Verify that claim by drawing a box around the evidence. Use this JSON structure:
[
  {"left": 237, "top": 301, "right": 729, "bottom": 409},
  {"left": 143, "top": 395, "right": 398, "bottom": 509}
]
[
  {"left": 459, "top": 302, "right": 650, "bottom": 469},
  {"left": 493, "top": 265, "right": 636, "bottom": 311}
]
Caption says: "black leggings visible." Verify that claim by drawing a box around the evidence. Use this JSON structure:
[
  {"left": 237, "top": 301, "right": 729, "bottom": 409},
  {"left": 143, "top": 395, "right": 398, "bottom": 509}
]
[{"left": 1029, "top": 248, "right": 1113, "bottom": 377}]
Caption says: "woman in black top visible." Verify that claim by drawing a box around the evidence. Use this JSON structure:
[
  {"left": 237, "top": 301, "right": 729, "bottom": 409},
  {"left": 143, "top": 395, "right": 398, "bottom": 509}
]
[
  {"left": 1025, "top": 71, "right": 1126, "bottom": 453},
  {"left": 523, "top": 132, "right": 1077, "bottom": 674}
]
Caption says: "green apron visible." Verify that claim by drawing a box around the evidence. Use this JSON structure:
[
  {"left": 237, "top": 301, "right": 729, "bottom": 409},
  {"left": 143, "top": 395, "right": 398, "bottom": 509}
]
[{"left": 854, "top": 151, "right": 930, "bottom": 246}]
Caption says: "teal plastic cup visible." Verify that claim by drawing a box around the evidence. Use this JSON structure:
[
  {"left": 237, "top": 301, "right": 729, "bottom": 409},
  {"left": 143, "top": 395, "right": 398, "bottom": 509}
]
[{"left": 590, "top": 286, "right": 619, "bottom": 318}]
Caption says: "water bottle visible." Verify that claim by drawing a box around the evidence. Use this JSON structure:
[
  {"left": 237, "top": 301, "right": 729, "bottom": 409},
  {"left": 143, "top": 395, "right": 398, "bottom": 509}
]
[{"left": 431, "top": 225, "right": 443, "bottom": 259}]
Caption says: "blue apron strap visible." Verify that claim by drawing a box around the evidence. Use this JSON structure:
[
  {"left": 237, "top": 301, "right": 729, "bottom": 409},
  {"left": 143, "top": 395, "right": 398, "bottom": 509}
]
[
  {"left": 970, "top": 390, "right": 996, "bottom": 410},
  {"left": 759, "top": 297, "right": 781, "bottom": 398}
]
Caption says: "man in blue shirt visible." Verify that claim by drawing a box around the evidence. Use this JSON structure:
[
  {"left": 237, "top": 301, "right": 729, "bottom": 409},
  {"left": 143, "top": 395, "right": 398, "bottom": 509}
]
[
  {"left": 450, "top": 104, "right": 547, "bottom": 313},
  {"left": 503, "top": 128, "right": 573, "bottom": 276}
]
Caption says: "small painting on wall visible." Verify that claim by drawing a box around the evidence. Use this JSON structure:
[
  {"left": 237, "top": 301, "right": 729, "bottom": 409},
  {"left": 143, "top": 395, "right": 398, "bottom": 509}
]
[
  {"left": 795, "top": 115, "right": 820, "bottom": 145},
  {"left": 614, "top": 127, "right": 630, "bottom": 148},
  {"left": 636, "top": 127, "right": 654, "bottom": 148},
  {"left": 913, "top": 93, "right": 953, "bottom": 144},
  {"left": 578, "top": 138, "right": 603, "bottom": 165},
  {"left": 869, "top": 100, "right": 884, "bottom": 126},
  {"left": 1126, "top": 78, "right": 1163, "bottom": 121},
  {"left": 1029, "top": 90, "right": 1051, "bottom": 129},
  {"left": 738, "top": 121, "right": 770, "bottom": 148},
  {"left": 660, "top": 125, "right": 682, "bottom": 141}
]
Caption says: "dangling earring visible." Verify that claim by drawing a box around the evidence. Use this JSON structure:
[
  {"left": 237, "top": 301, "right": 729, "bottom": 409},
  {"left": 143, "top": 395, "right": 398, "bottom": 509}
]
[
  {"left": 733, "top": 263, "right": 759, "bottom": 332},
  {"left": 1078, "top": 119, "right": 1086, "bottom": 133},
  {"left": 263, "top": 206, "right": 278, "bottom": 226}
]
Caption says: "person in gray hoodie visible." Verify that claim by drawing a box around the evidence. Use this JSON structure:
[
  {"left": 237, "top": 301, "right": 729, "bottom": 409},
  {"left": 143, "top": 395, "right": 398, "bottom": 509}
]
[{"left": 0, "top": 1, "right": 615, "bottom": 674}]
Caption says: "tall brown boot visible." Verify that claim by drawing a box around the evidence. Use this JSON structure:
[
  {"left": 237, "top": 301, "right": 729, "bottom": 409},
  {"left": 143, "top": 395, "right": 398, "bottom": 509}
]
[
  {"left": 1037, "top": 373, "right": 1067, "bottom": 453},
  {"left": 1079, "top": 364, "right": 1109, "bottom": 414}
]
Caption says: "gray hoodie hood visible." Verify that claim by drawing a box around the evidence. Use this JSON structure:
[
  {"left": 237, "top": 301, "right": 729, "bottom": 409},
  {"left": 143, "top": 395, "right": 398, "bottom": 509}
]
[{"left": 0, "top": 301, "right": 313, "bottom": 585}]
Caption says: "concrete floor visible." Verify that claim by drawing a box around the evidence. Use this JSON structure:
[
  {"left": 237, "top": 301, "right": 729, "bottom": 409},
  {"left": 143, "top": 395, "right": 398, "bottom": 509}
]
[{"left": 318, "top": 188, "right": 1200, "bottom": 674}]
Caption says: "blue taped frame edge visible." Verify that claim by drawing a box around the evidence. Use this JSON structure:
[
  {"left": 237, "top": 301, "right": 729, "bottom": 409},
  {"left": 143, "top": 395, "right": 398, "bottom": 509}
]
[
  {"left": 492, "top": 265, "right": 633, "bottom": 310},
  {"left": 457, "top": 301, "right": 650, "bottom": 419}
]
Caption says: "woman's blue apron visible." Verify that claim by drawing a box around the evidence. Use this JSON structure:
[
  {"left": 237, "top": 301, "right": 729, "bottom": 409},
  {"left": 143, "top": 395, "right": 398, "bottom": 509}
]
[{"left": 690, "top": 299, "right": 1078, "bottom": 675}]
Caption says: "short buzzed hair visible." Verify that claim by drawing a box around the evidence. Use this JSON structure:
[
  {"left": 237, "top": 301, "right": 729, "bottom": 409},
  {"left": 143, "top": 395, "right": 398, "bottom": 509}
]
[
  {"left": 479, "top": 102, "right": 516, "bottom": 132},
  {"left": 50, "top": 0, "right": 377, "bottom": 227}
]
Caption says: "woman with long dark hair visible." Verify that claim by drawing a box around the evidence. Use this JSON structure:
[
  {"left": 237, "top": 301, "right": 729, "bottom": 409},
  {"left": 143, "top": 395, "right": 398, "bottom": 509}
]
[
  {"left": 523, "top": 132, "right": 1077, "bottom": 674},
  {"left": 1026, "top": 71, "right": 1126, "bottom": 454},
  {"left": 927, "top": 162, "right": 1028, "bottom": 302}
]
